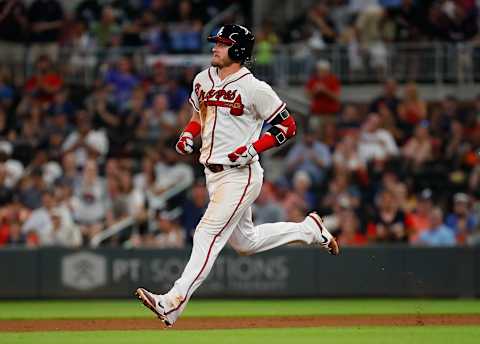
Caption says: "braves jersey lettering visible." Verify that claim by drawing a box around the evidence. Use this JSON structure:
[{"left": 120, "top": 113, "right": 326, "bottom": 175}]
[{"left": 189, "top": 66, "right": 286, "bottom": 165}]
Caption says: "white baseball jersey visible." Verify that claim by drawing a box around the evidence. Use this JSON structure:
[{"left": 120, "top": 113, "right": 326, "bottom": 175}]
[{"left": 189, "top": 66, "right": 286, "bottom": 165}]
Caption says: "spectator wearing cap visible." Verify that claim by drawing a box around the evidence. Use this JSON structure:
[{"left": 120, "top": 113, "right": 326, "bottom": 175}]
[
  {"left": 305, "top": 59, "right": 341, "bottom": 133},
  {"left": 417, "top": 207, "right": 456, "bottom": 247},
  {"left": 445, "top": 193, "right": 478, "bottom": 243}
]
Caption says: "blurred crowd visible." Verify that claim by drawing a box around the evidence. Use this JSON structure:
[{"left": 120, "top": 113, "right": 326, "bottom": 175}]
[
  {"left": 281, "top": 0, "right": 480, "bottom": 46},
  {"left": 255, "top": 0, "right": 480, "bottom": 80},
  {"left": 301, "top": 60, "right": 480, "bottom": 247},
  {"left": 0, "top": 0, "right": 479, "bottom": 249},
  {"left": 0, "top": 0, "right": 250, "bottom": 74}
]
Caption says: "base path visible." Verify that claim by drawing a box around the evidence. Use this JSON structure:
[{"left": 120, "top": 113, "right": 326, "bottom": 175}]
[{"left": 1, "top": 315, "right": 480, "bottom": 332}]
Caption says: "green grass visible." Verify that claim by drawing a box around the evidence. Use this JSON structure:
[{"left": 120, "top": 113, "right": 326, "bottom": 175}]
[
  {"left": 2, "top": 327, "right": 480, "bottom": 344},
  {"left": 0, "top": 299, "right": 479, "bottom": 320}
]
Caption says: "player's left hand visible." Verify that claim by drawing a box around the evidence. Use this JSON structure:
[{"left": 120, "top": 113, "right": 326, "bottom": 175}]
[{"left": 228, "top": 144, "right": 257, "bottom": 166}]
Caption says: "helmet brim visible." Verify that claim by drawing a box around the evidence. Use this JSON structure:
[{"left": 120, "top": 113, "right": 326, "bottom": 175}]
[{"left": 207, "top": 35, "right": 234, "bottom": 45}]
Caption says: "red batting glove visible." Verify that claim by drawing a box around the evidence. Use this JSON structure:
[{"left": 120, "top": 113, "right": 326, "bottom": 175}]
[
  {"left": 228, "top": 144, "right": 257, "bottom": 166},
  {"left": 176, "top": 132, "right": 194, "bottom": 155},
  {"left": 175, "top": 121, "right": 201, "bottom": 155}
]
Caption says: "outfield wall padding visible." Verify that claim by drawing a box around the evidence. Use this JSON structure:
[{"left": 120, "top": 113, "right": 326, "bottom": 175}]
[{"left": 0, "top": 247, "right": 478, "bottom": 298}]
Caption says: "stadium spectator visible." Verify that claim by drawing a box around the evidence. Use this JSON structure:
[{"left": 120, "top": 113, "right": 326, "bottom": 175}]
[
  {"left": 355, "top": 4, "right": 388, "bottom": 78},
  {"left": 104, "top": 56, "right": 140, "bottom": 109},
  {"left": 133, "top": 150, "right": 156, "bottom": 195},
  {"left": 337, "top": 104, "right": 362, "bottom": 135},
  {"left": 445, "top": 192, "right": 478, "bottom": 243},
  {"left": 369, "top": 78, "right": 400, "bottom": 116},
  {"left": 62, "top": 110, "right": 109, "bottom": 168},
  {"left": 132, "top": 209, "right": 185, "bottom": 248},
  {"left": 305, "top": 59, "right": 341, "bottom": 132},
  {"left": 137, "top": 93, "right": 177, "bottom": 143},
  {"left": 307, "top": 1, "right": 337, "bottom": 49},
  {"left": 0, "top": 163, "right": 12, "bottom": 206},
  {"left": 336, "top": 208, "right": 367, "bottom": 246},
  {"left": 358, "top": 112, "right": 399, "bottom": 164},
  {"left": 332, "top": 132, "right": 367, "bottom": 176},
  {"left": 285, "top": 129, "right": 332, "bottom": 185},
  {"left": 397, "top": 82, "right": 427, "bottom": 136},
  {"left": 21, "top": 188, "right": 56, "bottom": 242},
  {"left": 367, "top": 189, "right": 407, "bottom": 242},
  {"left": 401, "top": 120, "right": 433, "bottom": 172},
  {"left": 180, "top": 181, "right": 208, "bottom": 240},
  {"left": 0, "top": 141, "right": 23, "bottom": 189},
  {"left": 322, "top": 171, "right": 361, "bottom": 213},
  {"left": 91, "top": 5, "right": 121, "bottom": 49},
  {"left": 0, "top": 0, "right": 28, "bottom": 71},
  {"left": 71, "top": 159, "right": 107, "bottom": 242},
  {"left": 417, "top": 207, "right": 456, "bottom": 246},
  {"left": 252, "top": 182, "right": 286, "bottom": 226},
  {"left": 27, "top": 0, "right": 64, "bottom": 63},
  {"left": 23, "top": 55, "right": 64, "bottom": 106},
  {"left": 168, "top": 0, "right": 203, "bottom": 53},
  {"left": 407, "top": 188, "right": 434, "bottom": 243},
  {"left": 150, "top": 147, "right": 194, "bottom": 209}
]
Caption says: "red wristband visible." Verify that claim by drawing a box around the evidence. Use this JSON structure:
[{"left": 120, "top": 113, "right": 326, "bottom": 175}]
[
  {"left": 252, "top": 134, "right": 276, "bottom": 153},
  {"left": 183, "top": 121, "right": 201, "bottom": 138}
]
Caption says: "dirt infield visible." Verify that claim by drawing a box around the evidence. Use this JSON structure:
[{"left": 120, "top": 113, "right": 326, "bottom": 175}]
[{"left": 1, "top": 315, "right": 480, "bottom": 332}]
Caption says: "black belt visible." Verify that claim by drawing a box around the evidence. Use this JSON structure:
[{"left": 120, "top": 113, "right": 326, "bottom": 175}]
[{"left": 205, "top": 164, "right": 234, "bottom": 173}]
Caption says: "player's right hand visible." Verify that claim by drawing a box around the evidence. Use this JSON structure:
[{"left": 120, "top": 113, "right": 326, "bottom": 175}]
[{"left": 175, "top": 132, "right": 194, "bottom": 155}]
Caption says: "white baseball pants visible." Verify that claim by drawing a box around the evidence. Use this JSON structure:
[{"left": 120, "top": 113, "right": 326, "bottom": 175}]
[{"left": 162, "top": 161, "right": 319, "bottom": 323}]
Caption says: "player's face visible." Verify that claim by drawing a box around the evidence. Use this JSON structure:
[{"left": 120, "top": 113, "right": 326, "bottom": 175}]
[{"left": 211, "top": 42, "right": 233, "bottom": 68}]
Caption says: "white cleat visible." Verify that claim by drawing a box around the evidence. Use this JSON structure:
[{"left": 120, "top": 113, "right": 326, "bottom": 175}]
[
  {"left": 135, "top": 288, "right": 174, "bottom": 327},
  {"left": 307, "top": 212, "right": 340, "bottom": 256}
]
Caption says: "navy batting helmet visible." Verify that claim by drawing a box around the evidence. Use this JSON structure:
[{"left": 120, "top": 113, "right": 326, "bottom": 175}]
[{"left": 207, "top": 24, "right": 255, "bottom": 63}]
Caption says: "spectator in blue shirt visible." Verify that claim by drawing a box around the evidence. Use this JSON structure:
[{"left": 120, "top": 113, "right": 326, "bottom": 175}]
[
  {"left": 104, "top": 56, "right": 139, "bottom": 110},
  {"left": 418, "top": 207, "right": 456, "bottom": 247},
  {"left": 445, "top": 192, "right": 478, "bottom": 241}
]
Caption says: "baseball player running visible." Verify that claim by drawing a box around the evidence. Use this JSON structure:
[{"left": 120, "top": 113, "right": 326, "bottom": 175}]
[{"left": 136, "top": 24, "right": 339, "bottom": 327}]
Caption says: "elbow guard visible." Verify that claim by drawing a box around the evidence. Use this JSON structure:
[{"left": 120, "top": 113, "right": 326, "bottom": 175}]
[{"left": 267, "top": 109, "right": 296, "bottom": 146}]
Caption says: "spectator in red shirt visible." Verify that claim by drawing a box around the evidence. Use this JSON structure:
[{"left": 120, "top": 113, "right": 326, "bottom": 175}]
[
  {"left": 24, "top": 55, "right": 63, "bottom": 106},
  {"left": 305, "top": 59, "right": 341, "bottom": 133}
]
